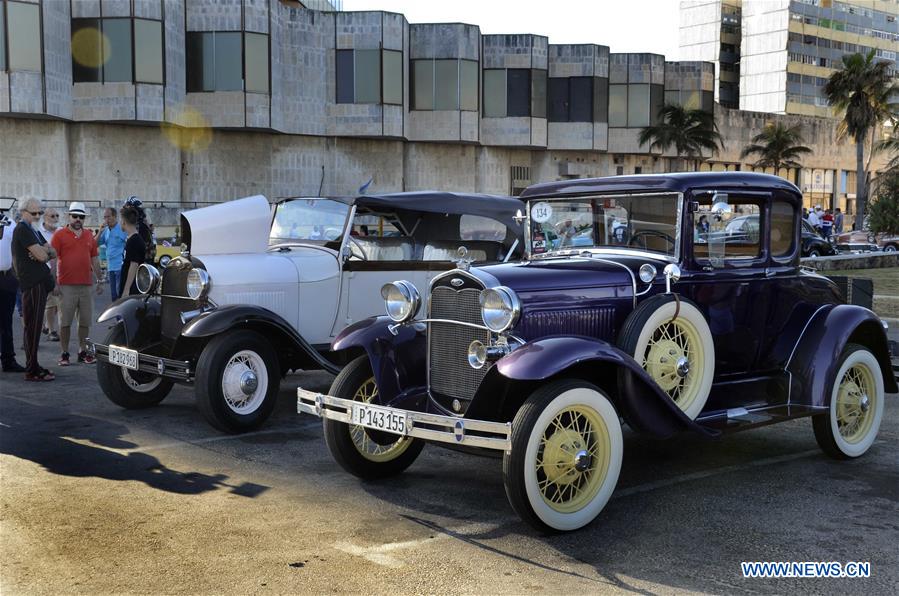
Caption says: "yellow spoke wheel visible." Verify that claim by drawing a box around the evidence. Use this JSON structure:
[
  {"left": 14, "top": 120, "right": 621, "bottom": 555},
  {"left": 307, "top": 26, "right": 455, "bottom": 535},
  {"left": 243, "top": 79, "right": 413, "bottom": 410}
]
[
  {"left": 323, "top": 356, "right": 424, "bottom": 480},
  {"left": 813, "top": 344, "right": 885, "bottom": 460},
  {"left": 619, "top": 295, "right": 715, "bottom": 420},
  {"left": 349, "top": 376, "right": 415, "bottom": 463},
  {"left": 504, "top": 381, "right": 623, "bottom": 532},
  {"left": 536, "top": 406, "right": 612, "bottom": 514}
]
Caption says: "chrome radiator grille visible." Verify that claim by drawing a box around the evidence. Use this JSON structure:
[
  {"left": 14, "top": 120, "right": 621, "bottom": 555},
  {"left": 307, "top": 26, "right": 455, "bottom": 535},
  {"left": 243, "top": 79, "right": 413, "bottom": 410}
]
[{"left": 428, "top": 285, "right": 491, "bottom": 405}]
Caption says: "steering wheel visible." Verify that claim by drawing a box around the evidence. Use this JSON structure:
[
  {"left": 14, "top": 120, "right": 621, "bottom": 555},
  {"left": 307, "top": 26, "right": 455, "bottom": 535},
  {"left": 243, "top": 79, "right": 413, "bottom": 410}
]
[
  {"left": 347, "top": 236, "right": 368, "bottom": 260},
  {"left": 629, "top": 230, "right": 675, "bottom": 251},
  {"left": 323, "top": 227, "right": 342, "bottom": 241}
]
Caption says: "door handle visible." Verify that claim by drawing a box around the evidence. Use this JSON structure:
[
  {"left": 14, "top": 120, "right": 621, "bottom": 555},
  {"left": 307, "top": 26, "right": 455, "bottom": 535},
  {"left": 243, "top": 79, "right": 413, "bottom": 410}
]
[{"left": 765, "top": 268, "right": 775, "bottom": 278}]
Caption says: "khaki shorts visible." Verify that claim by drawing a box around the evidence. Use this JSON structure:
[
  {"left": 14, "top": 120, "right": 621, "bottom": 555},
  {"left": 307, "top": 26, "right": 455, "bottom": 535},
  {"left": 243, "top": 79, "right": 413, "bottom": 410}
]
[
  {"left": 60, "top": 284, "right": 93, "bottom": 328},
  {"left": 45, "top": 292, "right": 61, "bottom": 309}
]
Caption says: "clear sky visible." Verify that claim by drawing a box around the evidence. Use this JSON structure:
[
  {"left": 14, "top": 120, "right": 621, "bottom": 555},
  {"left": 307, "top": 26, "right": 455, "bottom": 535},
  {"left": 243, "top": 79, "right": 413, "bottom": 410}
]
[{"left": 342, "top": 0, "right": 683, "bottom": 58}]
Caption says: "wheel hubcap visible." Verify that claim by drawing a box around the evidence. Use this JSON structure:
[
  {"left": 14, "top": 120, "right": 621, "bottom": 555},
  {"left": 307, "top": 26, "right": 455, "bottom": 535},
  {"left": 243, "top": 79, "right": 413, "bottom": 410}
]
[
  {"left": 836, "top": 363, "right": 876, "bottom": 443},
  {"left": 536, "top": 406, "right": 611, "bottom": 513},
  {"left": 221, "top": 350, "right": 268, "bottom": 414},
  {"left": 239, "top": 370, "right": 258, "bottom": 395},
  {"left": 573, "top": 449, "right": 592, "bottom": 472}
]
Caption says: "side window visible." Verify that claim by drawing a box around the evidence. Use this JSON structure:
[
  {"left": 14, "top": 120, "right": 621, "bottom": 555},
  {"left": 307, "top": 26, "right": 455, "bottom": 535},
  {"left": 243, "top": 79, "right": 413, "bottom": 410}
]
[
  {"left": 693, "top": 196, "right": 762, "bottom": 266},
  {"left": 770, "top": 201, "right": 796, "bottom": 258}
]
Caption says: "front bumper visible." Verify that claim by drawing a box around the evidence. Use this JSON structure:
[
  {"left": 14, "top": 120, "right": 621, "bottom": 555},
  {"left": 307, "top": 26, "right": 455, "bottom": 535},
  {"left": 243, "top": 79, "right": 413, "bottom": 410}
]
[
  {"left": 91, "top": 341, "right": 193, "bottom": 381},
  {"left": 297, "top": 388, "right": 512, "bottom": 451}
]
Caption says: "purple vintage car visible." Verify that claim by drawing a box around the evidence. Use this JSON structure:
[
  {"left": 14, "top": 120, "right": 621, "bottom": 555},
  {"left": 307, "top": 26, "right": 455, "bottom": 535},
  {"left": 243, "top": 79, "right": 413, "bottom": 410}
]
[{"left": 297, "top": 172, "right": 896, "bottom": 532}]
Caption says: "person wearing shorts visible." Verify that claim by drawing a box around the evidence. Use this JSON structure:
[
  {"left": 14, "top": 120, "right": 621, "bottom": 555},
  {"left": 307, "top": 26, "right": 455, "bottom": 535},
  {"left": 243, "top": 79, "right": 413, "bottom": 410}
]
[{"left": 50, "top": 202, "right": 102, "bottom": 366}]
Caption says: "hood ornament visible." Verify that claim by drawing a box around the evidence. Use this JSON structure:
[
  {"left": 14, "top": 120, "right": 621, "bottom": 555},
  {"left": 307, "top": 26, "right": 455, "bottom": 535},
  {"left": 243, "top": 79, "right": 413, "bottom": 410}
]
[{"left": 455, "top": 246, "right": 473, "bottom": 271}]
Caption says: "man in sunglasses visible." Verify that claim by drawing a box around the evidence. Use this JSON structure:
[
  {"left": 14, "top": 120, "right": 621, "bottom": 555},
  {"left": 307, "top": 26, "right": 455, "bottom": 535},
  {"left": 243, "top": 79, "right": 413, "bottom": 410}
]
[
  {"left": 39, "top": 209, "right": 61, "bottom": 342},
  {"left": 10, "top": 197, "right": 56, "bottom": 380},
  {"left": 50, "top": 202, "right": 101, "bottom": 367}
]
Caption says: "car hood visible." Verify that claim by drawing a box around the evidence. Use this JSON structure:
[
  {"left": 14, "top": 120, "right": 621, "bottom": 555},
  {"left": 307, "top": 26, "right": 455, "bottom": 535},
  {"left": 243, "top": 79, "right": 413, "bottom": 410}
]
[
  {"left": 477, "top": 255, "right": 655, "bottom": 292},
  {"left": 181, "top": 195, "right": 271, "bottom": 256}
]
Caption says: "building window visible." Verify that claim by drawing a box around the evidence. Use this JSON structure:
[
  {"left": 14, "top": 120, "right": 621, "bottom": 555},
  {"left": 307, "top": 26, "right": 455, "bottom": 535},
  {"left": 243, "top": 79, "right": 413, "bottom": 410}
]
[
  {"left": 411, "top": 58, "right": 478, "bottom": 111},
  {"left": 482, "top": 68, "right": 547, "bottom": 118},
  {"left": 186, "top": 31, "right": 269, "bottom": 93},
  {"left": 548, "top": 76, "right": 606, "bottom": 123},
  {"left": 3, "top": 0, "right": 42, "bottom": 72},
  {"left": 336, "top": 48, "right": 402, "bottom": 105},
  {"left": 609, "top": 84, "right": 627, "bottom": 126},
  {"left": 71, "top": 18, "right": 163, "bottom": 84}
]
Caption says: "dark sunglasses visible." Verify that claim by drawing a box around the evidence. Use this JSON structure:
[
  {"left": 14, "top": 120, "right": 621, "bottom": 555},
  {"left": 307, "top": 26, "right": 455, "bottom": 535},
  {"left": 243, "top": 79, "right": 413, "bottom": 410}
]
[
  {"left": 25, "top": 210, "right": 44, "bottom": 216},
  {"left": 70, "top": 213, "right": 86, "bottom": 220}
]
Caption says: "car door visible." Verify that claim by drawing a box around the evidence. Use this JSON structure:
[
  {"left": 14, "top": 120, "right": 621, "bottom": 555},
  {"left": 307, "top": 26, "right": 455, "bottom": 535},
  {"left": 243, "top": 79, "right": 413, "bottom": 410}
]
[{"left": 685, "top": 196, "right": 771, "bottom": 380}]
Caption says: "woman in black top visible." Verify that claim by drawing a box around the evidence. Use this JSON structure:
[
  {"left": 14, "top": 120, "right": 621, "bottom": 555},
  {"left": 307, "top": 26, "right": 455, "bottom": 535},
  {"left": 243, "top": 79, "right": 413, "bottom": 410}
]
[{"left": 119, "top": 205, "right": 146, "bottom": 297}]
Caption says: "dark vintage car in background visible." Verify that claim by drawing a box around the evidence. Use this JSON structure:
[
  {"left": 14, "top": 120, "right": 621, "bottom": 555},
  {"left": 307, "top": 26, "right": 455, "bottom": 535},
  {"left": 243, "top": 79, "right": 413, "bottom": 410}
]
[
  {"left": 800, "top": 219, "right": 837, "bottom": 257},
  {"left": 298, "top": 172, "right": 896, "bottom": 532},
  {"left": 90, "top": 191, "right": 524, "bottom": 433}
]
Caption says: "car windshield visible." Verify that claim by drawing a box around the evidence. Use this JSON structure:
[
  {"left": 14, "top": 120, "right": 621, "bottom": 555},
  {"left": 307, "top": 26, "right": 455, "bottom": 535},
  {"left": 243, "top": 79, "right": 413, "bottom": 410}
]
[
  {"left": 269, "top": 198, "right": 350, "bottom": 245},
  {"left": 528, "top": 193, "right": 680, "bottom": 258}
]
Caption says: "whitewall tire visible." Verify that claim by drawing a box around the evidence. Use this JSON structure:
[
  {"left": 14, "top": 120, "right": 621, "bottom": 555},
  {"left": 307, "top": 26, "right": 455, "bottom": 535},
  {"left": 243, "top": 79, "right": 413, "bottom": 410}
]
[
  {"left": 618, "top": 295, "right": 715, "bottom": 420},
  {"left": 503, "top": 380, "right": 623, "bottom": 532},
  {"left": 813, "top": 344, "right": 884, "bottom": 459}
]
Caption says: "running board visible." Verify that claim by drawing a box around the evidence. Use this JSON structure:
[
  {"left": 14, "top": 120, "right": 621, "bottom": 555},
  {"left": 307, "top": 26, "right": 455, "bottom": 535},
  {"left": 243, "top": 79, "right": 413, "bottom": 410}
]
[{"left": 697, "top": 404, "right": 825, "bottom": 433}]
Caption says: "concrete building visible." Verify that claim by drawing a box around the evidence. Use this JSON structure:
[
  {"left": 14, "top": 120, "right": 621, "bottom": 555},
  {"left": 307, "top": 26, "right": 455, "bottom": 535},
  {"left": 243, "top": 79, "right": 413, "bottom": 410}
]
[
  {"left": 679, "top": 0, "right": 742, "bottom": 108},
  {"left": 0, "top": 0, "right": 891, "bottom": 228},
  {"left": 740, "top": 0, "right": 898, "bottom": 117}
]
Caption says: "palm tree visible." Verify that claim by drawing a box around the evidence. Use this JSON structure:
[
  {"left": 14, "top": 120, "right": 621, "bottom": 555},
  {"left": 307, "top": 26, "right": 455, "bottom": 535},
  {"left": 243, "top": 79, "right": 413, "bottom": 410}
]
[
  {"left": 823, "top": 50, "right": 898, "bottom": 230},
  {"left": 739, "top": 122, "right": 812, "bottom": 178},
  {"left": 638, "top": 104, "right": 724, "bottom": 171}
]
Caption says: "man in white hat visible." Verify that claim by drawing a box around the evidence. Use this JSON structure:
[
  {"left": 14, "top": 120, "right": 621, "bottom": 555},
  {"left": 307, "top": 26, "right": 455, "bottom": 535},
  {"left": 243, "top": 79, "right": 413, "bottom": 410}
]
[{"left": 50, "top": 201, "right": 102, "bottom": 366}]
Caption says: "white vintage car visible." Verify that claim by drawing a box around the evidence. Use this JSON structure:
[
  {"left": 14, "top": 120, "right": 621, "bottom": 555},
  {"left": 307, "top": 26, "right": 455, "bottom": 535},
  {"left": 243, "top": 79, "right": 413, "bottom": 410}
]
[{"left": 91, "top": 192, "right": 524, "bottom": 432}]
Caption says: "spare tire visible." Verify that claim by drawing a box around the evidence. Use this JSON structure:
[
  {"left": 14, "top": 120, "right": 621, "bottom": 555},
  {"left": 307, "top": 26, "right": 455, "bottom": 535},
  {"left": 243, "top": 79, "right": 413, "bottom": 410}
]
[{"left": 618, "top": 294, "right": 715, "bottom": 420}]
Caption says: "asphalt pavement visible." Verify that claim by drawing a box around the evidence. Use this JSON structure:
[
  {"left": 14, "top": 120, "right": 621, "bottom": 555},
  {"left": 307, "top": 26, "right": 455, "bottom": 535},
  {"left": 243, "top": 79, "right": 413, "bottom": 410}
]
[{"left": 1, "top": 291, "right": 898, "bottom": 595}]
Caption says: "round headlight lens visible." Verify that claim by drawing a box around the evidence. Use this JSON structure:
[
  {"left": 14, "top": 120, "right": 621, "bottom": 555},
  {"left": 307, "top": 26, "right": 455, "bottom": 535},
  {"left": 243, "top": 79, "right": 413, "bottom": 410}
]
[
  {"left": 639, "top": 263, "right": 657, "bottom": 283},
  {"left": 479, "top": 286, "right": 520, "bottom": 333},
  {"left": 135, "top": 263, "right": 161, "bottom": 295},
  {"left": 380, "top": 280, "right": 421, "bottom": 323},
  {"left": 186, "top": 268, "right": 210, "bottom": 300}
]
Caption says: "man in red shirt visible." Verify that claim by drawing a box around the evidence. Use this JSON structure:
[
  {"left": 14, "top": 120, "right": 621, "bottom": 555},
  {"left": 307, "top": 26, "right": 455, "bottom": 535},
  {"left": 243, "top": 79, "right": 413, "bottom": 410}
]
[{"left": 50, "top": 202, "right": 102, "bottom": 366}]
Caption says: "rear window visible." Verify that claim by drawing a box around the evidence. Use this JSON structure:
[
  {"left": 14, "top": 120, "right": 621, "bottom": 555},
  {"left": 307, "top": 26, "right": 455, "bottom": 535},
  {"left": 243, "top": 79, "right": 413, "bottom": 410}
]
[{"left": 460, "top": 214, "right": 507, "bottom": 241}]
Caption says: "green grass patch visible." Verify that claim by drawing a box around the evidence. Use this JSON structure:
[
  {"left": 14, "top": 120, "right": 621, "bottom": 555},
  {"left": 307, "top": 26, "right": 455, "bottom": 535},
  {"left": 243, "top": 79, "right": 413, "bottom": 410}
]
[{"left": 829, "top": 268, "right": 899, "bottom": 318}]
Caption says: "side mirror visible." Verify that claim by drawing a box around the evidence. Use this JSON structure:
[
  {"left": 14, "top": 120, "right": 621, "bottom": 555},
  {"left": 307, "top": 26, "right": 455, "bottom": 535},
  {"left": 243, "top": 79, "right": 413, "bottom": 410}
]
[
  {"left": 341, "top": 245, "right": 352, "bottom": 262},
  {"left": 663, "top": 264, "right": 681, "bottom": 294},
  {"left": 711, "top": 192, "right": 732, "bottom": 216}
]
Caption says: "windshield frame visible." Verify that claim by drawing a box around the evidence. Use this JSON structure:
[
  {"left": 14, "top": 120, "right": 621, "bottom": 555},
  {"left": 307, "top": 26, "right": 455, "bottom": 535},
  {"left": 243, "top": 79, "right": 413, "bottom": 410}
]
[
  {"left": 268, "top": 197, "right": 353, "bottom": 248},
  {"left": 524, "top": 191, "right": 684, "bottom": 262}
]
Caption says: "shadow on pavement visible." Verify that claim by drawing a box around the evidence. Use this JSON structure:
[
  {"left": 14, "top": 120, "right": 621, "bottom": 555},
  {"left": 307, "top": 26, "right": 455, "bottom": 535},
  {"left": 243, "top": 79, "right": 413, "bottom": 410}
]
[{"left": 0, "top": 397, "right": 269, "bottom": 497}]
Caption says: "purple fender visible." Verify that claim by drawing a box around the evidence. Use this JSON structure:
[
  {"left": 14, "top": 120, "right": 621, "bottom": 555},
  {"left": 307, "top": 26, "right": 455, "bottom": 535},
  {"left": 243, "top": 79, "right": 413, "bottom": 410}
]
[
  {"left": 495, "top": 336, "right": 718, "bottom": 439},
  {"left": 786, "top": 304, "right": 897, "bottom": 407},
  {"left": 332, "top": 316, "right": 427, "bottom": 404}
]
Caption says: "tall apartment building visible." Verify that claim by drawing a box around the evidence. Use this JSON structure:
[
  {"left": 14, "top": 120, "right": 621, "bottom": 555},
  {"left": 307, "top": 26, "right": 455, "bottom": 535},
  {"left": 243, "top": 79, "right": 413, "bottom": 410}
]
[
  {"left": 679, "top": 0, "right": 742, "bottom": 108},
  {"left": 740, "top": 0, "right": 898, "bottom": 117}
]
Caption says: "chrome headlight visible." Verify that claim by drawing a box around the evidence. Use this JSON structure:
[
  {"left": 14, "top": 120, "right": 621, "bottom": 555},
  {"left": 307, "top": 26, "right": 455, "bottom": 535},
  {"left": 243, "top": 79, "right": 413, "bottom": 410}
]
[
  {"left": 479, "top": 286, "right": 520, "bottom": 333},
  {"left": 380, "top": 280, "right": 421, "bottom": 323},
  {"left": 186, "top": 268, "right": 211, "bottom": 300},
  {"left": 135, "top": 263, "right": 161, "bottom": 295}
]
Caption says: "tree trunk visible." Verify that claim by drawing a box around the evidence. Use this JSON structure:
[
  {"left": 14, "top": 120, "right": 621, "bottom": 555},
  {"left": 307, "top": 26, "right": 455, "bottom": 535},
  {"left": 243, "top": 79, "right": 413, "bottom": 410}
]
[{"left": 855, "top": 135, "right": 865, "bottom": 231}]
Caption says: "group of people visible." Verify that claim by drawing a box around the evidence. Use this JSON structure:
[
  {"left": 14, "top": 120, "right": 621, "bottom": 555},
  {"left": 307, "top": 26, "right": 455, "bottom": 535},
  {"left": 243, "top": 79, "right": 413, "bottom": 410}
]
[
  {"left": 0, "top": 196, "right": 153, "bottom": 382},
  {"left": 803, "top": 205, "right": 843, "bottom": 240}
]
